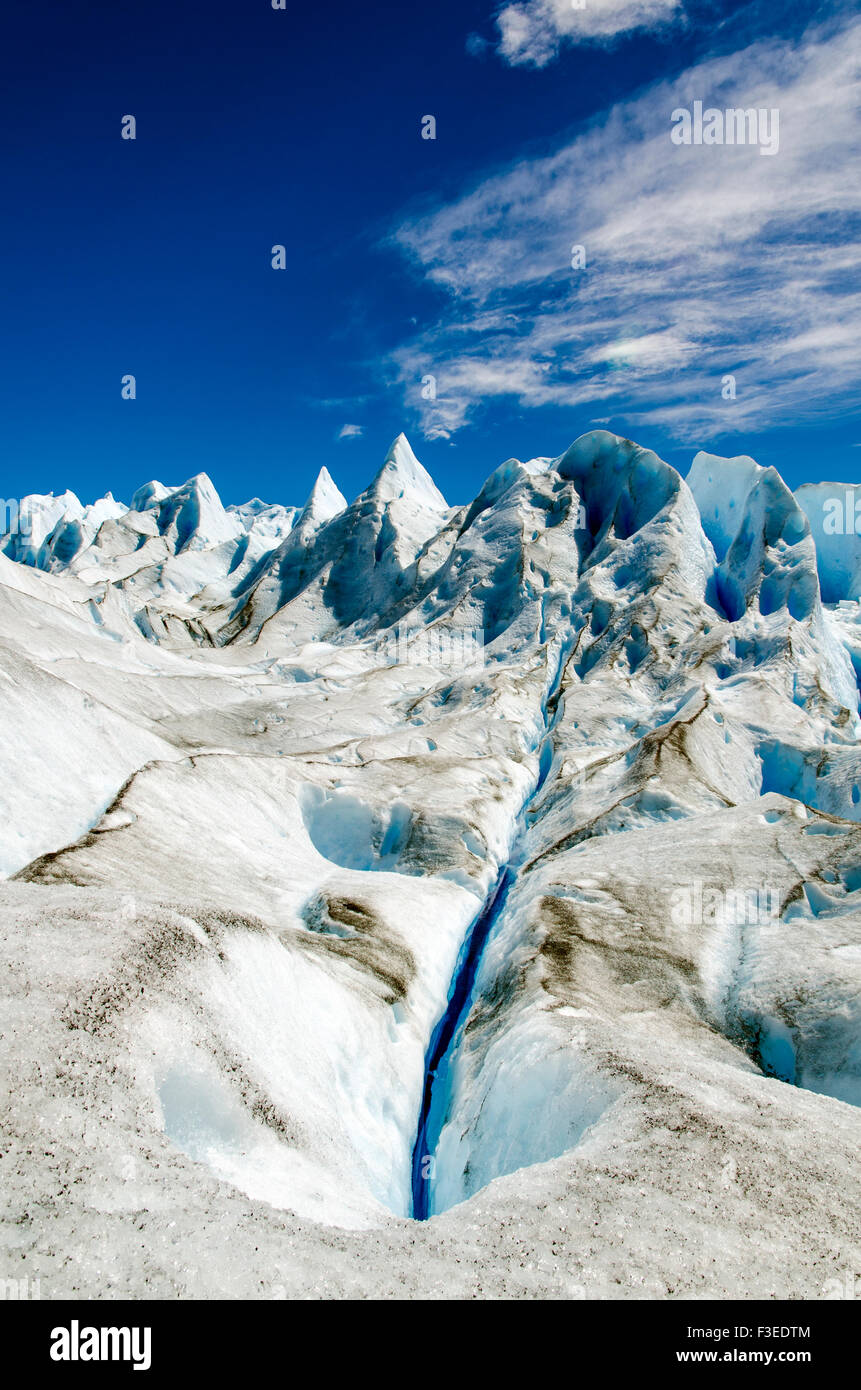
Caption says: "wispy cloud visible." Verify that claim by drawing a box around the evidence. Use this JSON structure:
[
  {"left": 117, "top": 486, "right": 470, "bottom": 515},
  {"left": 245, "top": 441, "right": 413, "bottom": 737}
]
[
  {"left": 389, "top": 17, "right": 861, "bottom": 442},
  {"left": 466, "top": 32, "right": 493, "bottom": 59},
  {"left": 337, "top": 423, "right": 364, "bottom": 440},
  {"left": 495, "top": 0, "right": 683, "bottom": 67}
]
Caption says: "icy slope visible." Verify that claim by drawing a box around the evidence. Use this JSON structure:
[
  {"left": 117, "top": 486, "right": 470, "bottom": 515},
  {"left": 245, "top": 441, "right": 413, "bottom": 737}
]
[{"left": 1, "top": 430, "right": 860, "bottom": 1297}]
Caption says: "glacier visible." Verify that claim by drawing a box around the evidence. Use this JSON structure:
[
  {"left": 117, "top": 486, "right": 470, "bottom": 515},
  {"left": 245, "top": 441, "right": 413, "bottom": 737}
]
[{"left": 1, "top": 429, "right": 860, "bottom": 1299}]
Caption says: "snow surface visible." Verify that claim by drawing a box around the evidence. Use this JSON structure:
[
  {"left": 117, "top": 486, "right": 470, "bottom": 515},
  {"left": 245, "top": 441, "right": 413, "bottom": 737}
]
[{"left": 1, "top": 430, "right": 860, "bottom": 1298}]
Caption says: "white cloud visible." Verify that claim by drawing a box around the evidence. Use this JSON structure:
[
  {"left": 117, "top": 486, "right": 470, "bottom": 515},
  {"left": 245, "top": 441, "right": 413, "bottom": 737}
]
[
  {"left": 337, "top": 423, "right": 363, "bottom": 440},
  {"left": 588, "top": 330, "right": 696, "bottom": 368},
  {"left": 389, "top": 18, "right": 861, "bottom": 443},
  {"left": 496, "top": 0, "right": 682, "bottom": 67}
]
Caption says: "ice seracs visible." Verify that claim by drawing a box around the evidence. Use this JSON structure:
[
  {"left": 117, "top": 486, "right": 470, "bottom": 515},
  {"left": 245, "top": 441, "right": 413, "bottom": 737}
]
[
  {"left": 299, "top": 466, "right": 348, "bottom": 526},
  {"left": 688, "top": 450, "right": 819, "bottom": 623},
  {"left": 371, "top": 432, "right": 448, "bottom": 511}
]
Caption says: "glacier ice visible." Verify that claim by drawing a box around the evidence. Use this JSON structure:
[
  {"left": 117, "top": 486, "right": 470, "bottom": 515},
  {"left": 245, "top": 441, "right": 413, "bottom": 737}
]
[{"left": 1, "top": 429, "right": 860, "bottom": 1298}]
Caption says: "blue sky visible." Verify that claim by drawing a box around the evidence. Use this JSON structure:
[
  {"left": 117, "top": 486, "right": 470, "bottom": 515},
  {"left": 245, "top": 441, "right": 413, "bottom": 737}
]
[{"left": 1, "top": 0, "right": 858, "bottom": 509}]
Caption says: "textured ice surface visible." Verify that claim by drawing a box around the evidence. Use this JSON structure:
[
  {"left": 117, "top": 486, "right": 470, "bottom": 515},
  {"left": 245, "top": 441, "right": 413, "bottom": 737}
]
[{"left": 1, "top": 430, "right": 860, "bottom": 1298}]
